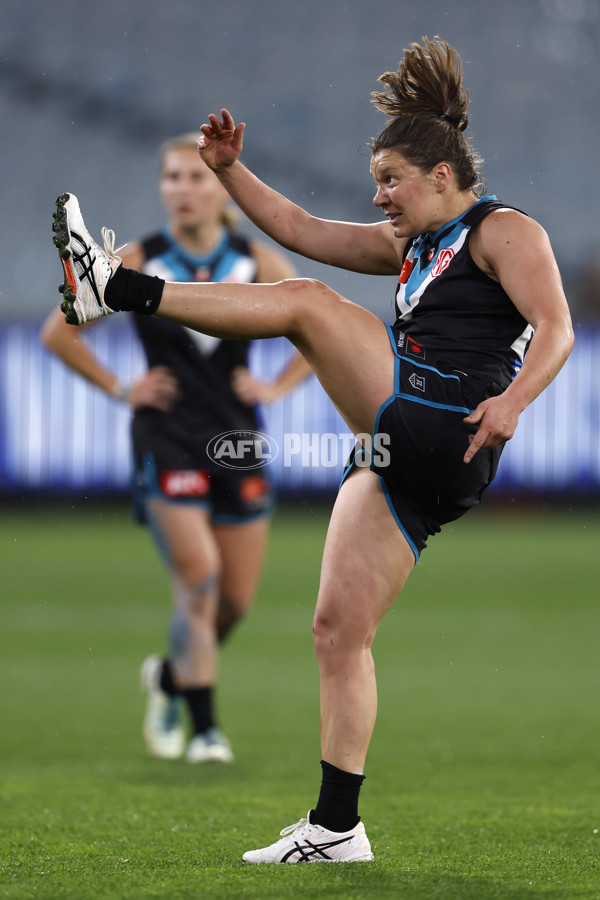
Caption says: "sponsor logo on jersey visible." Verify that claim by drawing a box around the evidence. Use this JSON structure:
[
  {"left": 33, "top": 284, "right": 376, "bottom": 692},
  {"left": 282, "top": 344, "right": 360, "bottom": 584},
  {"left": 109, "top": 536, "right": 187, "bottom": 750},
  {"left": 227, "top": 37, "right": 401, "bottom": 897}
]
[
  {"left": 160, "top": 469, "right": 210, "bottom": 497},
  {"left": 431, "top": 248, "right": 455, "bottom": 277},
  {"left": 398, "top": 257, "right": 414, "bottom": 284},
  {"left": 406, "top": 335, "right": 425, "bottom": 359}
]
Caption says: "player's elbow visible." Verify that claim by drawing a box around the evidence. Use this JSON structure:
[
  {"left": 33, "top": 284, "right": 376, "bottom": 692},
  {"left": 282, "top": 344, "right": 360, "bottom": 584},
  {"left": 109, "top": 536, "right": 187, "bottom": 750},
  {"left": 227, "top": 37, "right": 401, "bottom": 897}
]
[
  {"left": 39, "top": 317, "right": 58, "bottom": 351},
  {"left": 39, "top": 310, "right": 74, "bottom": 353},
  {"left": 557, "top": 315, "right": 575, "bottom": 364},
  {"left": 565, "top": 321, "right": 575, "bottom": 355}
]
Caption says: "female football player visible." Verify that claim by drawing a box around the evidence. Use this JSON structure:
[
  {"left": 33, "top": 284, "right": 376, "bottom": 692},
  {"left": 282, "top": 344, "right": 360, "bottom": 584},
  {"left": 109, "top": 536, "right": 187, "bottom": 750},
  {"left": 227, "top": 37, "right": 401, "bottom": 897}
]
[{"left": 51, "top": 37, "right": 573, "bottom": 860}]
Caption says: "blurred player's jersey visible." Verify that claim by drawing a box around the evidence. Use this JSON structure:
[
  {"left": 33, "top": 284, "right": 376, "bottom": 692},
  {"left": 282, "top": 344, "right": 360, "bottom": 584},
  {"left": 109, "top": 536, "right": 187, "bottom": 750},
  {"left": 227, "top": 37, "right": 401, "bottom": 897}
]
[
  {"left": 132, "top": 228, "right": 261, "bottom": 435},
  {"left": 393, "top": 197, "right": 533, "bottom": 386}
]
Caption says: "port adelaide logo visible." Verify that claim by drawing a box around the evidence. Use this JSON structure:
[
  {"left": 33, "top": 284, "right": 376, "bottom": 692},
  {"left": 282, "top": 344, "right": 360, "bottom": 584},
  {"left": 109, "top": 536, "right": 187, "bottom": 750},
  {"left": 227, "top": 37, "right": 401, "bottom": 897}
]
[{"left": 207, "top": 430, "right": 279, "bottom": 470}]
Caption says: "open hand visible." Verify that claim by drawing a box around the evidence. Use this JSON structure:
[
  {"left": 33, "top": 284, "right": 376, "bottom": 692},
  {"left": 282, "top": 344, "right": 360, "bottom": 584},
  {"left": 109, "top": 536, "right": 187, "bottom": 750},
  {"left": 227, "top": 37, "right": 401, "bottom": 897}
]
[
  {"left": 462, "top": 393, "right": 520, "bottom": 463},
  {"left": 231, "top": 366, "right": 276, "bottom": 405},
  {"left": 198, "top": 108, "right": 245, "bottom": 172},
  {"left": 128, "top": 366, "right": 180, "bottom": 411}
]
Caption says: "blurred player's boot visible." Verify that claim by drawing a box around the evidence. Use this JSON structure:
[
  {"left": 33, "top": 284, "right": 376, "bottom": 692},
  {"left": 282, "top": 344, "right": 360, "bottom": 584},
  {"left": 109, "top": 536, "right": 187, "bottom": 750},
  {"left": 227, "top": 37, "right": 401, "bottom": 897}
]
[
  {"left": 52, "top": 192, "right": 121, "bottom": 325},
  {"left": 186, "top": 727, "right": 234, "bottom": 764},
  {"left": 140, "top": 654, "right": 185, "bottom": 760},
  {"left": 241, "top": 812, "right": 374, "bottom": 864}
]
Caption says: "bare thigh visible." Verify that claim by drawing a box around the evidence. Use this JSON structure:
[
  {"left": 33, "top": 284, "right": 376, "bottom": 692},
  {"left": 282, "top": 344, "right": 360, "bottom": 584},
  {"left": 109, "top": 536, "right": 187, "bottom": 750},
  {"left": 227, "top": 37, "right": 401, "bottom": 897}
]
[
  {"left": 288, "top": 284, "right": 396, "bottom": 436},
  {"left": 315, "top": 466, "right": 415, "bottom": 646},
  {"left": 160, "top": 278, "right": 396, "bottom": 437}
]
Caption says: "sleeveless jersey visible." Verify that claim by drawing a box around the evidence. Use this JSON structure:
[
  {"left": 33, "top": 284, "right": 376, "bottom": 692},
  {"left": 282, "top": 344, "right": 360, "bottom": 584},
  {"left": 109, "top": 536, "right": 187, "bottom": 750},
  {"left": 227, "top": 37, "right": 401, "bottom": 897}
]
[
  {"left": 132, "top": 228, "right": 260, "bottom": 434},
  {"left": 393, "top": 197, "right": 533, "bottom": 387}
]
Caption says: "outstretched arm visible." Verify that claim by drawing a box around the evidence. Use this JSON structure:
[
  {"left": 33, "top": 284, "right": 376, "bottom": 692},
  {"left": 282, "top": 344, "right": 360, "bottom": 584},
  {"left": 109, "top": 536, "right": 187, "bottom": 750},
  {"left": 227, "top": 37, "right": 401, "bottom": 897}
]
[
  {"left": 463, "top": 211, "right": 574, "bottom": 463},
  {"left": 198, "top": 109, "right": 400, "bottom": 276}
]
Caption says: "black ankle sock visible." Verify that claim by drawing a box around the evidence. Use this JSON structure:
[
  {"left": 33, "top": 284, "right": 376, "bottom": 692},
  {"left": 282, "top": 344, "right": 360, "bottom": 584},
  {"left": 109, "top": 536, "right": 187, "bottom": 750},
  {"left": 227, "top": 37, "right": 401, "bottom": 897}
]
[
  {"left": 159, "top": 658, "right": 179, "bottom": 697},
  {"left": 105, "top": 266, "right": 164, "bottom": 314},
  {"left": 180, "top": 686, "right": 215, "bottom": 736},
  {"left": 311, "top": 760, "right": 365, "bottom": 833}
]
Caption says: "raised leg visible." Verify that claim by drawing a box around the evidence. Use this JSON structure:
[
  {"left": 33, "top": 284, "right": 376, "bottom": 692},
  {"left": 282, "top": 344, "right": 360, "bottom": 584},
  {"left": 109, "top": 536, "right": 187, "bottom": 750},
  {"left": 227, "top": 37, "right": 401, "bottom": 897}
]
[{"left": 157, "top": 278, "right": 395, "bottom": 436}]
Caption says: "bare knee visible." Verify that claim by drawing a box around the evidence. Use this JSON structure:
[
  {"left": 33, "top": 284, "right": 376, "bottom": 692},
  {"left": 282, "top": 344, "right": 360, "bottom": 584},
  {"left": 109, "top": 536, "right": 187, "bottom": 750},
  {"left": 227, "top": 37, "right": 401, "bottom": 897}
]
[
  {"left": 174, "top": 567, "right": 220, "bottom": 631},
  {"left": 216, "top": 590, "right": 252, "bottom": 643},
  {"left": 279, "top": 278, "right": 343, "bottom": 333},
  {"left": 312, "top": 603, "right": 376, "bottom": 666},
  {"left": 174, "top": 539, "right": 220, "bottom": 593}
]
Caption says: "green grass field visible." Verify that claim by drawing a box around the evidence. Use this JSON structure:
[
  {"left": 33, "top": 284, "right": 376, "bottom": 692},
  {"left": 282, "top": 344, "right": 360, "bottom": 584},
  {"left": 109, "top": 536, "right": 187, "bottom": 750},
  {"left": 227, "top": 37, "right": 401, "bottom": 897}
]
[{"left": 1, "top": 500, "right": 600, "bottom": 899}]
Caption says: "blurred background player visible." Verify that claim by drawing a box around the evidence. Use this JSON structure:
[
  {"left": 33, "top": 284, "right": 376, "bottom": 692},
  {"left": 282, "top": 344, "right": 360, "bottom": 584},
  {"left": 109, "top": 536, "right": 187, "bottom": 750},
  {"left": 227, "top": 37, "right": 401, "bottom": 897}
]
[{"left": 41, "top": 133, "right": 309, "bottom": 764}]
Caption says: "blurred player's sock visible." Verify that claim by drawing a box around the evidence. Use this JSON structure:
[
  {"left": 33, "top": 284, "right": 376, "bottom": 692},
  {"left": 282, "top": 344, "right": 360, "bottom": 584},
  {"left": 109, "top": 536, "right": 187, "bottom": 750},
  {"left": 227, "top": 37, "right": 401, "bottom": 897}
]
[
  {"left": 180, "top": 686, "right": 215, "bottom": 734},
  {"left": 158, "top": 657, "right": 179, "bottom": 696}
]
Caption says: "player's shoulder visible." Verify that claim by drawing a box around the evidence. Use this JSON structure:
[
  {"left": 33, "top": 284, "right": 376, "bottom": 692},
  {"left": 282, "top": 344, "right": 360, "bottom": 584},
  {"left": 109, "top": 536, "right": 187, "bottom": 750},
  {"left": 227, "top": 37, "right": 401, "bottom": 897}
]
[
  {"left": 474, "top": 206, "right": 546, "bottom": 248},
  {"left": 471, "top": 206, "right": 550, "bottom": 275}
]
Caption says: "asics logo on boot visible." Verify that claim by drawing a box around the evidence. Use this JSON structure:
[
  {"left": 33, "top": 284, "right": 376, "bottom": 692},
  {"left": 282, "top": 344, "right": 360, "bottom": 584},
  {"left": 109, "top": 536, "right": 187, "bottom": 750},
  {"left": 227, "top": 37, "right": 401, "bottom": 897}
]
[
  {"left": 71, "top": 230, "right": 102, "bottom": 305},
  {"left": 281, "top": 835, "right": 353, "bottom": 863}
]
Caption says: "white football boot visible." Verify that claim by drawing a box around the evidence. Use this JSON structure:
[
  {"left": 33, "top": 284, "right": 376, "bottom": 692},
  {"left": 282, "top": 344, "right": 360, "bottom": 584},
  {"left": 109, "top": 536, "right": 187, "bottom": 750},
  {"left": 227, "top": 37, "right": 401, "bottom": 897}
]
[
  {"left": 242, "top": 812, "right": 374, "bottom": 864},
  {"left": 140, "top": 655, "right": 185, "bottom": 760},
  {"left": 52, "top": 192, "right": 121, "bottom": 325},
  {"left": 186, "top": 727, "right": 234, "bottom": 764}
]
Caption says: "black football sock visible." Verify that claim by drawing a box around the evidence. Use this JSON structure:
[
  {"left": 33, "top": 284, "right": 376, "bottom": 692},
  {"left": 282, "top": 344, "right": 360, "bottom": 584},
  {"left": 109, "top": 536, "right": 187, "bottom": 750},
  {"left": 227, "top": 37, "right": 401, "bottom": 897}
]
[
  {"left": 159, "top": 658, "right": 179, "bottom": 697},
  {"left": 180, "top": 686, "right": 216, "bottom": 736},
  {"left": 311, "top": 759, "right": 365, "bottom": 833},
  {"left": 104, "top": 266, "right": 164, "bottom": 315}
]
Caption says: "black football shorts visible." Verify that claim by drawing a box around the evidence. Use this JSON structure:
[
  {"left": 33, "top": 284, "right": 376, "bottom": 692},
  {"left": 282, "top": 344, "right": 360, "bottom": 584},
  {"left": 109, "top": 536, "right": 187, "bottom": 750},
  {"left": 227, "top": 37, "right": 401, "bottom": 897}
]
[{"left": 341, "top": 325, "right": 504, "bottom": 560}]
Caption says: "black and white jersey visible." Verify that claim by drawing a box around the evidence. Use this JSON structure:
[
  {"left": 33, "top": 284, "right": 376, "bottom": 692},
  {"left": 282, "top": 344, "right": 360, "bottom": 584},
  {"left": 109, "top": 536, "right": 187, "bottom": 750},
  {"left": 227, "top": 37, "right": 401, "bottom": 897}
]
[
  {"left": 132, "top": 228, "right": 260, "bottom": 436},
  {"left": 393, "top": 196, "right": 533, "bottom": 387}
]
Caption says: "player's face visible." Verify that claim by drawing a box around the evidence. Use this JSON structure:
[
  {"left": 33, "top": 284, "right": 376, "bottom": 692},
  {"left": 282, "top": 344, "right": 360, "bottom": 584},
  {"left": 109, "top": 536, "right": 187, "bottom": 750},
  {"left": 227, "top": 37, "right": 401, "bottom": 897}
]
[
  {"left": 371, "top": 149, "right": 443, "bottom": 238},
  {"left": 160, "top": 148, "right": 230, "bottom": 228}
]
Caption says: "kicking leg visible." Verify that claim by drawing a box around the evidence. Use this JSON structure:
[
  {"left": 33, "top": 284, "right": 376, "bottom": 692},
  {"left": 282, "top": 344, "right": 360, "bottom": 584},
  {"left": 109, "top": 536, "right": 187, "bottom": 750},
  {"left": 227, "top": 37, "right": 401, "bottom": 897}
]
[
  {"left": 154, "top": 278, "right": 395, "bottom": 436},
  {"left": 52, "top": 193, "right": 396, "bottom": 437}
]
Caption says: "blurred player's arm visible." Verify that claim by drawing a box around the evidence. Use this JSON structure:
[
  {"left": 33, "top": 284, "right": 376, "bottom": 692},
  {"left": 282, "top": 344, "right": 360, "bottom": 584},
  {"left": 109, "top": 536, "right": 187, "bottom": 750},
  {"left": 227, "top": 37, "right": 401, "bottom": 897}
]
[
  {"left": 231, "top": 352, "right": 311, "bottom": 405},
  {"left": 230, "top": 241, "right": 312, "bottom": 405},
  {"left": 40, "top": 242, "right": 179, "bottom": 410}
]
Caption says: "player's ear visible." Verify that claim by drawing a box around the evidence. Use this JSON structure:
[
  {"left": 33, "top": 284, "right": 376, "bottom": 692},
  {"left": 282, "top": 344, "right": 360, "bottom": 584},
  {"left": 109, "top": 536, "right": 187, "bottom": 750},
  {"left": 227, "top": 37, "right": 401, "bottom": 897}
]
[{"left": 431, "top": 162, "right": 452, "bottom": 192}]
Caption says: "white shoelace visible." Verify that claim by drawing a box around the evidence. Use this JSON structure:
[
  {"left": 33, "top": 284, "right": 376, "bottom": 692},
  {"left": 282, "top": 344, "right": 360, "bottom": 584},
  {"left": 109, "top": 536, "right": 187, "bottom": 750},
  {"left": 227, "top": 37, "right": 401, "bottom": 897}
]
[
  {"left": 279, "top": 817, "right": 310, "bottom": 837},
  {"left": 101, "top": 226, "right": 117, "bottom": 258}
]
